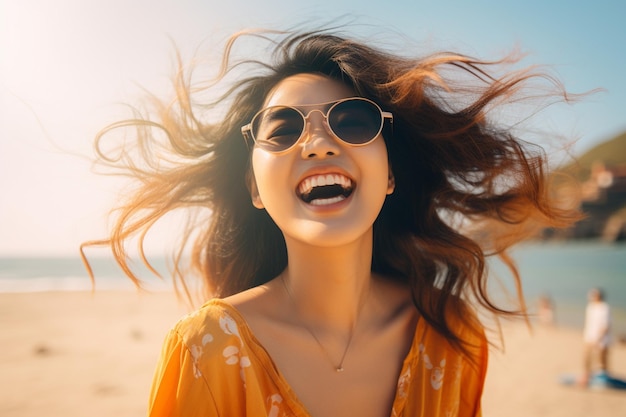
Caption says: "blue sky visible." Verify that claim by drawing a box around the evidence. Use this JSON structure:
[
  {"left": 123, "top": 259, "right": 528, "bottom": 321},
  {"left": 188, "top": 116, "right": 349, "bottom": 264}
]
[{"left": 1, "top": 0, "right": 624, "bottom": 255}]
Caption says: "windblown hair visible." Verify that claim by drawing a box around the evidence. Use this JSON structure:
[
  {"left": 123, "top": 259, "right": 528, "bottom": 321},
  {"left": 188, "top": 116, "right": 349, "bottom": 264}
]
[{"left": 83, "top": 29, "right": 581, "bottom": 351}]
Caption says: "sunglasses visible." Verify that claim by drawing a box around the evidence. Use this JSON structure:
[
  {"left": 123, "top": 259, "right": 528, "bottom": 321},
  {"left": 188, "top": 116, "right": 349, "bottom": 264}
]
[{"left": 241, "top": 97, "right": 393, "bottom": 153}]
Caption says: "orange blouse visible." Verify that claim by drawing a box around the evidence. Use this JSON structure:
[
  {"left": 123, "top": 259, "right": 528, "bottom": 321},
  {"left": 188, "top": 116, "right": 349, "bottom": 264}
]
[{"left": 148, "top": 299, "right": 487, "bottom": 417}]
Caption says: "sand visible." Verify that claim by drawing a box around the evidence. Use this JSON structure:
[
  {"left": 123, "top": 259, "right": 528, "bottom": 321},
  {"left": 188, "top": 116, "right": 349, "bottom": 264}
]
[{"left": 1, "top": 291, "right": 624, "bottom": 417}]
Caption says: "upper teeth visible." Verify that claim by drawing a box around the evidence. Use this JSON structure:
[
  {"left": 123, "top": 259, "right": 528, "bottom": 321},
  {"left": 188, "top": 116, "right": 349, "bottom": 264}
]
[{"left": 298, "top": 174, "right": 352, "bottom": 196}]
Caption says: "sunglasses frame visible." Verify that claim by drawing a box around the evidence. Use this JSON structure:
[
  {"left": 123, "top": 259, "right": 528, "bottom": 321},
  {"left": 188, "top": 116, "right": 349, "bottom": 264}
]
[{"left": 241, "top": 97, "right": 393, "bottom": 153}]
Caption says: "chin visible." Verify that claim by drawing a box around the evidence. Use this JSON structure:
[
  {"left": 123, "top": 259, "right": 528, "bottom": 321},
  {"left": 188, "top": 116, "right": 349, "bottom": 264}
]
[{"left": 284, "top": 219, "right": 374, "bottom": 248}]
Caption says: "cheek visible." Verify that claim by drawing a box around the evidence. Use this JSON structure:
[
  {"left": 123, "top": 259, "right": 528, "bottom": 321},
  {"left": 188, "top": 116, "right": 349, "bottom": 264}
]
[
  {"left": 348, "top": 143, "right": 392, "bottom": 225},
  {"left": 251, "top": 151, "right": 291, "bottom": 207},
  {"left": 361, "top": 142, "right": 391, "bottom": 192}
]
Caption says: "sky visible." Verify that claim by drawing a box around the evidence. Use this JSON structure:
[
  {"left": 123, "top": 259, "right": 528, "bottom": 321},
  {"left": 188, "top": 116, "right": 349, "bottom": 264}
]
[{"left": 1, "top": 0, "right": 625, "bottom": 256}]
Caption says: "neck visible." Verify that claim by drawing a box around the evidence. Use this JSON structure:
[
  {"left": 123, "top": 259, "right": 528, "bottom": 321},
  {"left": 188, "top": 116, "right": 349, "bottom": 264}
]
[{"left": 280, "top": 230, "right": 374, "bottom": 333}]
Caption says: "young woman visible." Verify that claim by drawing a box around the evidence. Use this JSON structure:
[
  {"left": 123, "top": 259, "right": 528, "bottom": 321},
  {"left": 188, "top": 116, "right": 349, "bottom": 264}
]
[{"left": 86, "top": 29, "right": 581, "bottom": 416}]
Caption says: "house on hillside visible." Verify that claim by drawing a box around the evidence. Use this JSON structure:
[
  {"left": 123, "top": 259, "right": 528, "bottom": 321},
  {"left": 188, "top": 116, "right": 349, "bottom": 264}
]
[{"left": 573, "top": 161, "right": 626, "bottom": 241}]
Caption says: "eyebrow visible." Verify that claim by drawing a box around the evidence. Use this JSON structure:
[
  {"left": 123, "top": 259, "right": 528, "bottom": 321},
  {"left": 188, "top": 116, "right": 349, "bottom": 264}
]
[{"left": 260, "top": 107, "right": 302, "bottom": 123}]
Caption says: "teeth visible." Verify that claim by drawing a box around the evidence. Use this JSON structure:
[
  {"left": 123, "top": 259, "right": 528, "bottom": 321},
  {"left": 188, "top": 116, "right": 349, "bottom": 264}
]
[
  {"left": 310, "top": 196, "right": 346, "bottom": 206},
  {"left": 298, "top": 174, "right": 353, "bottom": 197}
]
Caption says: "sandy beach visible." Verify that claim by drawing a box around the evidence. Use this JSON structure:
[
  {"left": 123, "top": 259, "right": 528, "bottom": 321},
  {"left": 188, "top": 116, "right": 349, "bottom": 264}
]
[{"left": 1, "top": 290, "right": 624, "bottom": 417}]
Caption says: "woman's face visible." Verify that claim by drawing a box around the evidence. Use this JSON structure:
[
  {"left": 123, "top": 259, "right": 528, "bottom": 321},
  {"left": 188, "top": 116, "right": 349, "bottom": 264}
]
[{"left": 249, "top": 73, "right": 394, "bottom": 248}]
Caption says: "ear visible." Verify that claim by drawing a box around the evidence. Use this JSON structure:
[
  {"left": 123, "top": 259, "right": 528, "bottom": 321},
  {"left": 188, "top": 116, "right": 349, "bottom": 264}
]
[
  {"left": 386, "top": 168, "right": 395, "bottom": 195},
  {"left": 246, "top": 169, "right": 264, "bottom": 209}
]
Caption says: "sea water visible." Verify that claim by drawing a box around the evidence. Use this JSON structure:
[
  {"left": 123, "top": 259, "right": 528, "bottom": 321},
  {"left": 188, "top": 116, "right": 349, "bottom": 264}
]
[
  {"left": 0, "top": 256, "right": 172, "bottom": 292},
  {"left": 1, "top": 242, "right": 625, "bottom": 333},
  {"left": 488, "top": 241, "right": 626, "bottom": 335}
]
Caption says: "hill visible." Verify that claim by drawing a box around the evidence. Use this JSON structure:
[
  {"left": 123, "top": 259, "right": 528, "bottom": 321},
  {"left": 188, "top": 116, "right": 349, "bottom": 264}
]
[
  {"left": 554, "top": 130, "right": 626, "bottom": 241},
  {"left": 559, "top": 131, "right": 626, "bottom": 180}
]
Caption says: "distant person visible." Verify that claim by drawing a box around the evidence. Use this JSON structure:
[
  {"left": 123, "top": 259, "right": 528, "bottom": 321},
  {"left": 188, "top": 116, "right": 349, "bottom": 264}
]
[
  {"left": 582, "top": 287, "right": 611, "bottom": 385},
  {"left": 537, "top": 294, "right": 555, "bottom": 326}
]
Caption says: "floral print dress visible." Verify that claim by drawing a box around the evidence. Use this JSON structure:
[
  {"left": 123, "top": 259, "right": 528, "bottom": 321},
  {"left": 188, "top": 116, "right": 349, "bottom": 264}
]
[{"left": 148, "top": 299, "right": 487, "bottom": 417}]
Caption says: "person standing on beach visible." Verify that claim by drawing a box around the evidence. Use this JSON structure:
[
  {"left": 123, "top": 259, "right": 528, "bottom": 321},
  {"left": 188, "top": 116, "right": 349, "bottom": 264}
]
[
  {"left": 537, "top": 294, "right": 556, "bottom": 326},
  {"left": 85, "top": 26, "right": 582, "bottom": 416},
  {"left": 582, "top": 287, "right": 611, "bottom": 384}
]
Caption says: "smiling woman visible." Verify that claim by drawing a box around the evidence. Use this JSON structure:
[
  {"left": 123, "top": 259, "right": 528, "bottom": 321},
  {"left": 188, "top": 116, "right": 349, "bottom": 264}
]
[{"left": 83, "top": 28, "right": 582, "bottom": 417}]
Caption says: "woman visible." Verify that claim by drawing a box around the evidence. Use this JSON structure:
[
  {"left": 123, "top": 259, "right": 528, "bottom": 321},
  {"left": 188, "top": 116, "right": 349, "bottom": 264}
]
[{"left": 86, "top": 29, "right": 581, "bottom": 416}]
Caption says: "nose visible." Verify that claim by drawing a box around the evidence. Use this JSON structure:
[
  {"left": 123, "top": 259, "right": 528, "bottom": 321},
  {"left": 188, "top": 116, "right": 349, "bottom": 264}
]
[{"left": 299, "top": 113, "right": 341, "bottom": 159}]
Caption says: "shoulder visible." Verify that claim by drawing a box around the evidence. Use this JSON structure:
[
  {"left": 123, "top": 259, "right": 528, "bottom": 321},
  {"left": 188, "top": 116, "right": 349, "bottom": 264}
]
[
  {"left": 419, "top": 305, "right": 487, "bottom": 356},
  {"left": 163, "top": 298, "right": 259, "bottom": 388},
  {"left": 415, "top": 287, "right": 486, "bottom": 341},
  {"left": 149, "top": 299, "right": 259, "bottom": 416},
  {"left": 415, "top": 294, "right": 488, "bottom": 378},
  {"left": 398, "top": 301, "right": 487, "bottom": 416},
  {"left": 171, "top": 299, "right": 250, "bottom": 355}
]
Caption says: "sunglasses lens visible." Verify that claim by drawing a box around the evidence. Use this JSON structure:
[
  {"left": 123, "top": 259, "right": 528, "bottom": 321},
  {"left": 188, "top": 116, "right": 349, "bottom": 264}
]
[
  {"left": 252, "top": 106, "right": 304, "bottom": 152},
  {"left": 329, "top": 99, "right": 383, "bottom": 144}
]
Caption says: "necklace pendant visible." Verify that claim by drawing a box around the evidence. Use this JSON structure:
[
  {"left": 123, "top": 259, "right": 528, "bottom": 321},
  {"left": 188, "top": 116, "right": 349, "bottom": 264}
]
[{"left": 336, "top": 366, "right": 344, "bottom": 373}]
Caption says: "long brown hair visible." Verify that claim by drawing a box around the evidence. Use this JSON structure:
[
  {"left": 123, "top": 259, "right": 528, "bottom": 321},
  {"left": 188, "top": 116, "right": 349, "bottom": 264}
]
[{"left": 83, "top": 29, "right": 582, "bottom": 350}]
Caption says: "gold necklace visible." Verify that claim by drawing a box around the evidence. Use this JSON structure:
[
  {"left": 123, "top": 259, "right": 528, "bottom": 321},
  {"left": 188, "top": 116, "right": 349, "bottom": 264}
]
[{"left": 280, "top": 275, "right": 360, "bottom": 373}]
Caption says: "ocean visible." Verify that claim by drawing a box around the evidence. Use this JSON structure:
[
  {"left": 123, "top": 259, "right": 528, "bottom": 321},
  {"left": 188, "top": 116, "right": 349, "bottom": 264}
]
[
  {"left": 0, "top": 255, "right": 172, "bottom": 292},
  {"left": 1, "top": 242, "right": 625, "bottom": 334}
]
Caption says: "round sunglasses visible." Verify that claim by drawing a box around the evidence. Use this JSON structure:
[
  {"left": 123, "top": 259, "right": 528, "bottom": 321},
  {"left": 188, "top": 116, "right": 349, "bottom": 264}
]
[{"left": 241, "top": 97, "right": 393, "bottom": 153}]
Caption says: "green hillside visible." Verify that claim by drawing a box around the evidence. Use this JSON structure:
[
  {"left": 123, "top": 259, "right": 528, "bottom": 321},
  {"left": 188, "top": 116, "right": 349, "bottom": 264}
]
[
  {"left": 555, "top": 130, "right": 626, "bottom": 241},
  {"left": 560, "top": 131, "right": 626, "bottom": 180}
]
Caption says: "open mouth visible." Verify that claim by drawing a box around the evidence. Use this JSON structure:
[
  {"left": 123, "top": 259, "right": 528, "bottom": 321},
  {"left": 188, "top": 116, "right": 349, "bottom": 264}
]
[{"left": 297, "top": 174, "right": 354, "bottom": 206}]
